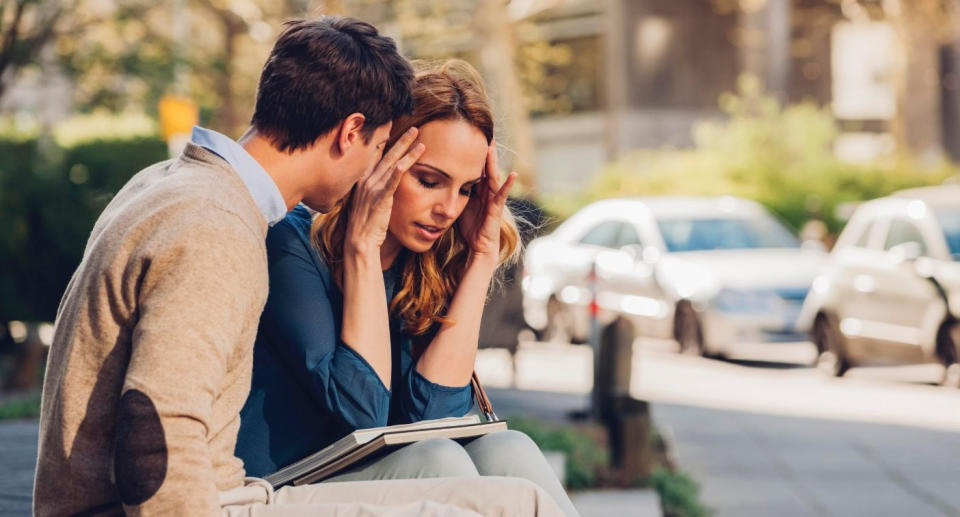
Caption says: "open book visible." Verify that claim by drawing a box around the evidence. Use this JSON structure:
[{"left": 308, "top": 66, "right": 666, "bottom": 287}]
[{"left": 264, "top": 415, "right": 508, "bottom": 488}]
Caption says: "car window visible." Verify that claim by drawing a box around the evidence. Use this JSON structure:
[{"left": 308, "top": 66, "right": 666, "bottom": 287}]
[
  {"left": 934, "top": 208, "right": 960, "bottom": 260},
  {"left": 578, "top": 221, "right": 624, "bottom": 248},
  {"left": 618, "top": 224, "right": 643, "bottom": 247},
  {"left": 657, "top": 216, "right": 799, "bottom": 252},
  {"left": 883, "top": 219, "right": 928, "bottom": 255},
  {"left": 853, "top": 220, "right": 875, "bottom": 249}
]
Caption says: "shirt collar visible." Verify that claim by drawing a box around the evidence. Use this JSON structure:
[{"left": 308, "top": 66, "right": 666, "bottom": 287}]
[{"left": 190, "top": 126, "right": 287, "bottom": 226}]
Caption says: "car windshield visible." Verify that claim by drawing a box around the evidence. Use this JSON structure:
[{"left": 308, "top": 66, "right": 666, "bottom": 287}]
[
  {"left": 657, "top": 216, "right": 800, "bottom": 252},
  {"left": 934, "top": 208, "right": 960, "bottom": 260}
]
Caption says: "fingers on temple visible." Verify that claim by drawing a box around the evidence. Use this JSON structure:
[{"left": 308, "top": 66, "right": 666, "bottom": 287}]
[
  {"left": 376, "top": 127, "right": 419, "bottom": 175},
  {"left": 385, "top": 143, "right": 425, "bottom": 192}
]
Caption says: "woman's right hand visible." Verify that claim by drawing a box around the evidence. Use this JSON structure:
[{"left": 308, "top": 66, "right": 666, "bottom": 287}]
[{"left": 345, "top": 127, "right": 425, "bottom": 257}]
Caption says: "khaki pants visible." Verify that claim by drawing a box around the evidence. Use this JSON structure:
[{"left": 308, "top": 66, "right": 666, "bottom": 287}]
[{"left": 220, "top": 476, "right": 565, "bottom": 517}]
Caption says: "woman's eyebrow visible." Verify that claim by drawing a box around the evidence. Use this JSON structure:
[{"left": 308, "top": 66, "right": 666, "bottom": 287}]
[
  {"left": 415, "top": 162, "right": 483, "bottom": 184},
  {"left": 414, "top": 162, "right": 451, "bottom": 179}
]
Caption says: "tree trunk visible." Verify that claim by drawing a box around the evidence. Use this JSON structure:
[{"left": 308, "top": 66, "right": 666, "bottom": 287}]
[
  {"left": 888, "top": 1, "right": 944, "bottom": 160},
  {"left": 474, "top": 0, "right": 538, "bottom": 194}
]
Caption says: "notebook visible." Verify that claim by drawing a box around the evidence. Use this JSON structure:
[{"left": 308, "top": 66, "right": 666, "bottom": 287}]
[{"left": 264, "top": 415, "right": 508, "bottom": 487}]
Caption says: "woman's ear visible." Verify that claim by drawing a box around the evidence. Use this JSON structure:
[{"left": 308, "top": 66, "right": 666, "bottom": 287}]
[{"left": 335, "top": 113, "right": 367, "bottom": 155}]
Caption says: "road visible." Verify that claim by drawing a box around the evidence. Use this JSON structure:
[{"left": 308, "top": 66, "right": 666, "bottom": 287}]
[{"left": 477, "top": 339, "right": 960, "bottom": 517}]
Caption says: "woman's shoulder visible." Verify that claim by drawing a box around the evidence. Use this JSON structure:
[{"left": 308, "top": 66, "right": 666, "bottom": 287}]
[
  {"left": 266, "top": 205, "right": 314, "bottom": 249},
  {"left": 266, "top": 205, "right": 334, "bottom": 272}
]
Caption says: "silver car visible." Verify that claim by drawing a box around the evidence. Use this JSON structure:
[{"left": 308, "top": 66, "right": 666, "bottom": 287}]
[
  {"left": 798, "top": 185, "right": 960, "bottom": 379},
  {"left": 522, "top": 196, "right": 826, "bottom": 357}
]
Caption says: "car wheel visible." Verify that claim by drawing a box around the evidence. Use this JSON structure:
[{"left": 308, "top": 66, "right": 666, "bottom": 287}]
[
  {"left": 813, "top": 313, "right": 850, "bottom": 377},
  {"left": 936, "top": 322, "right": 960, "bottom": 388},
  {"left": 544, "top": 296, "right": 572, "bottom": 343},
  {"left": 674, "top": 302, "right": 704, "bottom": 356}
]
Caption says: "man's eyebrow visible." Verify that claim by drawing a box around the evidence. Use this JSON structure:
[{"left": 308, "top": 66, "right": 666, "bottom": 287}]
[{"left": 414, "top": 162, "right": 484, "bottom": 184}]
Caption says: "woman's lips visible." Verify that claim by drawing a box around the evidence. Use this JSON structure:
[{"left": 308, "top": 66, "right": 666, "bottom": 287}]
[{"left": 414, "top": 222, "right": 443, "bottom": 240}]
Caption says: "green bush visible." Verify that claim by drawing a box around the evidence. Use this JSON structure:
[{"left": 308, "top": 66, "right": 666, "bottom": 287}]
[
  {"left": 651, "top": 468, "right": 711, "bottom": 517},
  {"left": 0, "top": 135, "right": 168, "bottom": 322},
  {"left": 507, "top": 417, "right": 608, "bottom": 490},
  {"left": 0, "top": 393, "right": 41, "bottom": 420},
  {"left": 544, "top": 75, "right": 956, "bottom": 234}
]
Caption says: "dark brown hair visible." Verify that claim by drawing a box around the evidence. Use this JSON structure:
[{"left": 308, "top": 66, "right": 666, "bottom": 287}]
[{"left": 252, "top": 16, "right": 415, "bottom": 152}]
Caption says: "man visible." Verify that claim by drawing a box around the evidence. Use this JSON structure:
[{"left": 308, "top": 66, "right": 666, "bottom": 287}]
[{"left": 34, "top": 16, "right": 564, "bottom": 517}]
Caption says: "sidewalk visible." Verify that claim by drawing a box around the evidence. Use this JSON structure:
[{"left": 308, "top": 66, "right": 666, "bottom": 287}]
[{"left": 487, "top": 387, "right": 663, "bottom": 517}]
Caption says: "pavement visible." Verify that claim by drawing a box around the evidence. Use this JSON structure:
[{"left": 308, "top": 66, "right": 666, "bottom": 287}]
[{"left": 480, "top": 339, "right": 960, "bottom": 517}]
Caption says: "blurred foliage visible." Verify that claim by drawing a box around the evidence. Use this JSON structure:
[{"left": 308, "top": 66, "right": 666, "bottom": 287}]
[
  {"left": 0, "top": 129, "right": 167, "bottom": 322},
  {"left": 0, "top": 392, "right": 41, "bottom": 420},
  {"left": 650, "top": 468, "right": 712, "bottom": 517},
  {"left": 543, "top": 75, "right": 956, "bottom": 233},
  {"left": 507, "top": 416, "right": 608, "bottom": 490}
]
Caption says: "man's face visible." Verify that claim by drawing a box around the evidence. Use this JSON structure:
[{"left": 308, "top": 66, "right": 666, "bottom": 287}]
[{"left": 303, "top": 121, "right": 392, "bottom": 213}]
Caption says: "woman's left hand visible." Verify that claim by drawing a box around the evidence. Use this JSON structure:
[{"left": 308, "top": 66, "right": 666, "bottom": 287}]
[{"left": 458, "top": 142, "right": 517, "bottom": 264}]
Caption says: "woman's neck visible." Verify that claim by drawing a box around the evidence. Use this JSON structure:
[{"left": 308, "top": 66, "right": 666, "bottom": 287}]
[{"left": 380, "top": 233, "right": 403, "bottom": 271}]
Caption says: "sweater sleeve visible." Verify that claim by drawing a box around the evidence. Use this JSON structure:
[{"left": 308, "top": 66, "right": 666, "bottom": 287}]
[
  {"left": 258, "top": 216, "right": 391, "bottom": 433},
  {"left": 117, "top": 214, "right": 264, "bottom": 516}
]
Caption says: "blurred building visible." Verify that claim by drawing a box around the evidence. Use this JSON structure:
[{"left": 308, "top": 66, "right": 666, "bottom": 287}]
[{"left": 351, "top": 0, "right": 960, "bottom": 194}]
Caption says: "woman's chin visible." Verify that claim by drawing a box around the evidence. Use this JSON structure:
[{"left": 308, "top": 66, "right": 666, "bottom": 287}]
[{"left": 401, "top": 235, "right": 438, "bottom": 254}]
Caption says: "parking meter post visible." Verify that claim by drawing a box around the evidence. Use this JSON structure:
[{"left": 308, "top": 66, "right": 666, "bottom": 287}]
[{"left": 589, "top": 260, "right": 601, "bottom": 420}]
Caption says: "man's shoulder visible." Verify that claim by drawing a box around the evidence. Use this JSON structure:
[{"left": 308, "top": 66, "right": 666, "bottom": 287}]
[{"left": 110, "top": 151, "right": 266, "bottom": 239}]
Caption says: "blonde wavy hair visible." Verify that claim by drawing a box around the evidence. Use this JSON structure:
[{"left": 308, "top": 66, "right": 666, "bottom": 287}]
[{"left": 311, "top": 59, "right": 522, "bottom": 336}]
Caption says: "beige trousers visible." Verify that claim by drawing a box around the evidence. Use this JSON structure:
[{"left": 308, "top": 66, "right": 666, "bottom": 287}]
[{"left": 220, "top": 476, "right": 565, "bottom": 517}]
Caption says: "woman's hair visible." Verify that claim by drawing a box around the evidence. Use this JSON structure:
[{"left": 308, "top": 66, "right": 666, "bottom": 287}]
[{"left": 310, "top": 59, "right": 522, "bottom": 336}]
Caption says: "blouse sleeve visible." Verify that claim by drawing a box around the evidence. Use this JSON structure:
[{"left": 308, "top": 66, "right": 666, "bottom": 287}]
[
  {"left": 392, "top": 331, "right": 474, "bottom": 423},
  {"left": 258, "top": 215, "right": 391, "bottom": 433}
]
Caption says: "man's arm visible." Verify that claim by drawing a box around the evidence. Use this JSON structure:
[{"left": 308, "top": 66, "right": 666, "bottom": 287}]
[{"left": 117, "top": 214, "right": 265, "bottom": 515}]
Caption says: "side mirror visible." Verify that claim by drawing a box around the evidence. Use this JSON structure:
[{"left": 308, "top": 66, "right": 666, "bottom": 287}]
[
  {"left": 620, "top": 244, "right": 644, "bottom": 261},
  {"left": 889, "top": 241, "right": 923, "bottom": 264}
]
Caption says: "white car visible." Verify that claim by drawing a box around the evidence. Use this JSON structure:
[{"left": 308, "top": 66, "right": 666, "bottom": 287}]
[
  {"left": 522, "top": 196, "right": 826, "bottom": 357},
  {"left": 798, "top": 185, "right": 960, "bottom": 379}
]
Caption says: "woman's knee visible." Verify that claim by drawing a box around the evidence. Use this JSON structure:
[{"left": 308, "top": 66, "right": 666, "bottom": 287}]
[
  {"left": 402, "top": 438, "right": 478, "bottom": 477},
  {"left": 465, "top": 430, "right": 545, "bottom": 472}
]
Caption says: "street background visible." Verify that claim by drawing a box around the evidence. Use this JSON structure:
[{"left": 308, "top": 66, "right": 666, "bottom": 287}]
[{"left": 4, "top": 1, "right": 960, "bottom": 516}]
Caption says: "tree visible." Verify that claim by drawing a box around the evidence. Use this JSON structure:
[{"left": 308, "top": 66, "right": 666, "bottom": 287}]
[{"left": 0, "top": 0, "right": 74, "bottom": 102}]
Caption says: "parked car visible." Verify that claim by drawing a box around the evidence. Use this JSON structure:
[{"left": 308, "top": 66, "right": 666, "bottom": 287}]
[
  {"left": 522, "top": 196, "right": 826, "bottom": 357},
  {"left": 797, "top": 185, "right": 960, "bottom": 379}
]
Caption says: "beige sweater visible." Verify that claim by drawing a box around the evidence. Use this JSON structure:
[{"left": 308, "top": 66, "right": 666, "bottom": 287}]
[{"left": 34, "top": 144, "right": 270, "bottom": 516}]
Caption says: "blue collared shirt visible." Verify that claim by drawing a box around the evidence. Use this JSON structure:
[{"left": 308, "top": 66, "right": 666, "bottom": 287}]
[{"left": 190, "top": 126, "right": 287, "bottom": 226}]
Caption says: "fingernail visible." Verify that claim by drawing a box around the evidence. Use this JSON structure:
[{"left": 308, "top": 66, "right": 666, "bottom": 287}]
[{"left": 407, "top": 127, "right": 418, "bottom": 136}]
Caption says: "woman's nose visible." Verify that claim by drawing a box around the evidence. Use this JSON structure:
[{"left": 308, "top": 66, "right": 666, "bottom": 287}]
[{"left": 433, "top": 191, "right": 460, "bottom": 219}]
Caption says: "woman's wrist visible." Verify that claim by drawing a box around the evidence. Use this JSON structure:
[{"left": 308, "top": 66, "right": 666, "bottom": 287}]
[{"left": 466, "top": 251, "right": 499, "bottom": 275}]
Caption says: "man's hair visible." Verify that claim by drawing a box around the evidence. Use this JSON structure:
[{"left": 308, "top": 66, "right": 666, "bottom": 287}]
[{"left": 252, "top": 16, "right": 415, "bottom": 152}]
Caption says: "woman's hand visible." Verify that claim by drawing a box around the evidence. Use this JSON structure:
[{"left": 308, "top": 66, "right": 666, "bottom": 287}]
[
  {"left": 458, "top": 142, "right": 517, "bottom": 265},
  {"left": 345, "top": 128, "right": 425, "bottom": 257}
]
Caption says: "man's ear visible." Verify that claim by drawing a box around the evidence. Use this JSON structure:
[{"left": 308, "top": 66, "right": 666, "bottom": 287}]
[{"left": 336, "top": 113, "right": 366, "bottom": 155}]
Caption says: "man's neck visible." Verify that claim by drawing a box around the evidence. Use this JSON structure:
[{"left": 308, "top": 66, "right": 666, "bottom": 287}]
[{"left": 239, "top": 127, "right": 302, "bottom": 211}]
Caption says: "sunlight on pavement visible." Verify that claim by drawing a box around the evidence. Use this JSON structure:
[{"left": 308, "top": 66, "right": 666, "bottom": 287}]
[{"left": 476, "top": 338, "right": 960, "bottom": 434}]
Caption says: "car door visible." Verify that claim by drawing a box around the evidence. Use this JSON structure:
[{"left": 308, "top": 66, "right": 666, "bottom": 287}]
[
  {"left": 861, "top": 217, "right": 939, "bottom": 362},
  {"left": 829, "top": 213, "right": 889, "bottom": 360},
  {"left": 555, "top": 220, "right": 627, "bottom": 336},
  {"left": 593, "top": 221, "right": 667, "bottom": 338}
]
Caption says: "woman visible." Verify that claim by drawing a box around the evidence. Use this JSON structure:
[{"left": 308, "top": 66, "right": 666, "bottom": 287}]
[{"left": 236, "top": 60, "right": 579, "bottom": 517}]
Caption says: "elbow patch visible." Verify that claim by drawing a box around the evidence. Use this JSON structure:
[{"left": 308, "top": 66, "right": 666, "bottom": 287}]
[{"left": 115, "top": 389, "right": 168, "bottom": 505}]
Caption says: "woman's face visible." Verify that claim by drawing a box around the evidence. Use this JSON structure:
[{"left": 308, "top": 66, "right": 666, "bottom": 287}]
[{"left": 388, "top": 118, "right": 488, "bottom": 253}]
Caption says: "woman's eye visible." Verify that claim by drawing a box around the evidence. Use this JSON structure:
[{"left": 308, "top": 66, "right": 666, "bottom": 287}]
[
  {"left": 417, "top": 177, "right": 438, "bottom": 189},
  {"left": 459, "top": 186, "right": 474, "bottom": 197}
]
